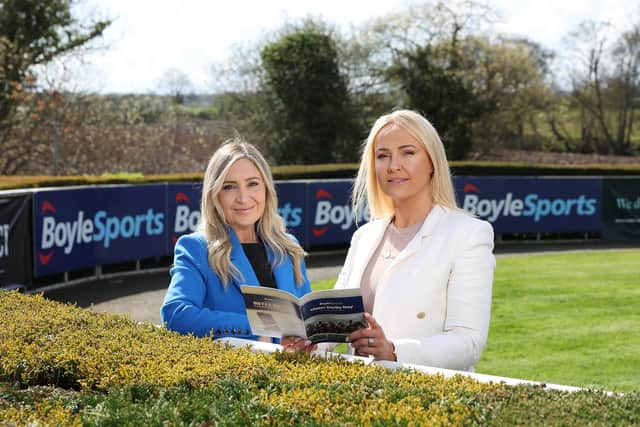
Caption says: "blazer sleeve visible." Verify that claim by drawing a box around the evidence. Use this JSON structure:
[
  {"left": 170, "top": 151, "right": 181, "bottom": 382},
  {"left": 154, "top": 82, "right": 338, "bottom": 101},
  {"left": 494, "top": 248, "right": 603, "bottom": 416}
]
[
  {"left": 392, "top": 220, "right": 495, "bottom": 370},
  {"left": 160, "top": 234, "right": 253, "bottom": 338},
  {"left": 315, "top": 231, "right": 359, "bottom": 354},
  {"left": 333, "top": 228, "right": 360, "bottom": 290}
]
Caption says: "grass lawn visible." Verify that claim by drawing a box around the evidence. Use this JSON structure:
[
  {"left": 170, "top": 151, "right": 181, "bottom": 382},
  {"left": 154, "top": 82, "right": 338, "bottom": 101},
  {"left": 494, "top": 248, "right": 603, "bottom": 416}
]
[
  {"left": 311, "top": 250, "right": 640, "bottom": 392},
  {"left": 312, "top": 279, "right": 336, "bottom": 291}
]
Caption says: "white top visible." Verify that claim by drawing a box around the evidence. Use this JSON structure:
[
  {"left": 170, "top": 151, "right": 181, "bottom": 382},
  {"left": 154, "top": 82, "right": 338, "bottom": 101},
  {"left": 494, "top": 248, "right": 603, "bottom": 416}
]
[{"left": 360, "top": 220, "right": 424, "bottom": 314}]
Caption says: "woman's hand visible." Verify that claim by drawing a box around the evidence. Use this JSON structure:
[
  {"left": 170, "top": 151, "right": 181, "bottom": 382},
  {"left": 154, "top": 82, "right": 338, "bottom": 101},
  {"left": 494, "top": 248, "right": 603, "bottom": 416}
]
[
  {"left": 347, "top": 313, "right": 397, "bottom": 361},
  {"left": 281, "top": 336, "right": 317, "bottom": 353}
]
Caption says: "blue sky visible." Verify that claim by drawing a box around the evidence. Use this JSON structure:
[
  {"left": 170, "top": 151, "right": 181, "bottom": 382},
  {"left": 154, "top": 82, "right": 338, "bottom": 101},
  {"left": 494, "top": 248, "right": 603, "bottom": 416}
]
[{"left": 69, "top": 0, "right": 632, "bottom": 94}]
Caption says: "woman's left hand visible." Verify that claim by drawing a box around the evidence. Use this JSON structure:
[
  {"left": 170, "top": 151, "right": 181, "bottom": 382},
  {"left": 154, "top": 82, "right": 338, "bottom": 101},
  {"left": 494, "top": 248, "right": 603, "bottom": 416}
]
[
  {"left": 281, "top": 336, "right": 317, "bottom": 353},
  {"left": 347, "top": 313, "right": 396, "bottom": 361}
]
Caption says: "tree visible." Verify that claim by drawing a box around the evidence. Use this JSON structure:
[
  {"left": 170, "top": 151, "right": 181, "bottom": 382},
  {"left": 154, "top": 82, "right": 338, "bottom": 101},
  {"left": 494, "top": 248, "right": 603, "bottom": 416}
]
[
  {"left": 562, "top": 20, "right": 639, "bottom": 155},
  {"left": 360, "top": 1, "right": 560, "bottom": 158},
  {"left": 155, "top": 68, "right": 194, "bottom": 105},
  {"left": 0, "top": 0, "right": 110, "bottom": 174},
  {"left": 387, "top": 42, "right": 488, "bottom": 159},
  {"left": 371, "top": 1, "right": 499, "bottom": 159},
  {"left": 609, "top": 25, "right": 640, "bottom": 154},
  {"left": 261, "top": 21, "right": 359, "bottom": 164},
  {"left": 467, "top": 37, "right": 555, "bottom": 152}
]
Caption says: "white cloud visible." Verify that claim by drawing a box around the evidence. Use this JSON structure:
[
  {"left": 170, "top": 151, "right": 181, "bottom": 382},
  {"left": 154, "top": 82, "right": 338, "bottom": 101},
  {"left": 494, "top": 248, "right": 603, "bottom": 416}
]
[{"left": 71, "top": 0, "right": 634, "bottom": 93}]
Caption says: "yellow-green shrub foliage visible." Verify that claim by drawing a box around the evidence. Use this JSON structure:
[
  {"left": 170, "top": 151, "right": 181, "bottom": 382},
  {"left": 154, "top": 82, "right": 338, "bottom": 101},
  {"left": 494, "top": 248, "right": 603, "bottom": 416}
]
[{"left": 1, "top": 291, "right": 638, "bottom": 426}]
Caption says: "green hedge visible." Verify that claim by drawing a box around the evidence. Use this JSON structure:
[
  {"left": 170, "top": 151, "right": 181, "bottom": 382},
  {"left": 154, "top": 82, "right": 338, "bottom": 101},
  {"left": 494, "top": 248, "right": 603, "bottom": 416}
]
[
  {"left": 0, "top": 291, "right": 638, "bottom": 426},
  {"left": 2, "top": 161, "right": 640, "bottom": 191}
]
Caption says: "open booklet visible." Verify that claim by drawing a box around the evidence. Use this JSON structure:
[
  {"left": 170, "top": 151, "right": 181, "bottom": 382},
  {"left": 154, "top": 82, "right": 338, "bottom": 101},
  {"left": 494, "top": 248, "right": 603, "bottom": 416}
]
[{"left": 240, "top": 286, "right": 367, "bottom": 344}]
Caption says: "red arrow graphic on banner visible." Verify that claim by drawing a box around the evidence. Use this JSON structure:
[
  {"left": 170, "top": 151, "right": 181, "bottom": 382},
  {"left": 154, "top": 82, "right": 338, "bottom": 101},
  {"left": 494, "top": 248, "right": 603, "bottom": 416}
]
[
  {"left": 176, "top": 192, "right": 191, "bottom": 203},
  {"left": 39, "top": 251, "right": 54, "bottom": 265},
  {"left": 312, "top": 226, "right": 329, "bottom": 237},
  {"left": 315, "top": 189, "right": 333, "bottom": 199},
  {"left": 463, "top": 183, "right": 480, "bottom": 193},
  {"left": 41, "top": 201, "right": 56, "bottom": 214}
]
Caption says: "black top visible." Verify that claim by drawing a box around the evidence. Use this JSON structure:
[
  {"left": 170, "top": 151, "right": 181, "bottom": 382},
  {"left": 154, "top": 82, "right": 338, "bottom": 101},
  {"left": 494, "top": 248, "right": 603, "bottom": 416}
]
[{"left": 242, "top": 242, "right": 276, "bottom": 288}]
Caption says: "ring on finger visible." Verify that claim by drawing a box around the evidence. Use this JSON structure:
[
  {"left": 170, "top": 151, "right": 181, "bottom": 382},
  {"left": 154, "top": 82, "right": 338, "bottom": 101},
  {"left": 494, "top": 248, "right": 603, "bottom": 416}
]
[{"left": 368, "top": 337, "right": 375, "bottom": 347}]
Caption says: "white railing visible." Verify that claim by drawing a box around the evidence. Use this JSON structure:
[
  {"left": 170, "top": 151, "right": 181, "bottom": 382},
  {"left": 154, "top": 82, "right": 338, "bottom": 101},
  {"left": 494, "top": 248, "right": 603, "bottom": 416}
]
[{"left": 218, "top": 337, "right": 586, "bottom": 393}]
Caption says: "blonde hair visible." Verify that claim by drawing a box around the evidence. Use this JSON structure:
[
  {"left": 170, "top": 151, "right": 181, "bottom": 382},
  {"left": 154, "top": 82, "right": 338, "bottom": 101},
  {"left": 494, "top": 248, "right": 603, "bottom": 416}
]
[
  {"left": 199, "top": 138, "right": 306, "bottom": 287},
  {"left": 352, "top": 109, "right": 460, "bottom": 220}
]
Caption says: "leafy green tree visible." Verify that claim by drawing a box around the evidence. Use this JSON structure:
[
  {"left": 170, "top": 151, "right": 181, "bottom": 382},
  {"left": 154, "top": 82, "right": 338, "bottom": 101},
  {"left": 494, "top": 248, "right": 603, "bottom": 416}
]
[
  {"left": 359, "top": 0, "right": 500, "bottom": 159},
  {"left": 261, "top": 23, "right": 359, "bottom": 164},
  {"left": 363, "top": 1, "right": 555, "bottom": 159},
  {"left": 387, "top": 43, "right": 489, "bottom": 159},
  {"left": 0, "top": 0, "right": 110, "bottom": 174},
  {"left": 466, "top": 37, "right": 555, "bottom": 152}
]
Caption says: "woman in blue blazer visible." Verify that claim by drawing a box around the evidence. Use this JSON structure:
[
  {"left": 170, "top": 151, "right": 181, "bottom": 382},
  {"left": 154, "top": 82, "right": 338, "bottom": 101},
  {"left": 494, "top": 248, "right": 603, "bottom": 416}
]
[{"left": 161, "top": 139, "right": 312, "bottom": 350}]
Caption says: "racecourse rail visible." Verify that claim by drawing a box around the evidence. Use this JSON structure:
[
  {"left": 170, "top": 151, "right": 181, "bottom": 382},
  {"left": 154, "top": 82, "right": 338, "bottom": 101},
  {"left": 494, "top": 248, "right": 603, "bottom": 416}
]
[{"left": 1, "top": 176, "right": 639, "bottom": 292}]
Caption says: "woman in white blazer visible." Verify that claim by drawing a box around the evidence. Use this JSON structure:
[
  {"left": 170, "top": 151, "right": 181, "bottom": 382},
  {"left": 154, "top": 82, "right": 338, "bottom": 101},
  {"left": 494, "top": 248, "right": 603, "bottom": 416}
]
[{"left": 337, "top": 110, "right": 495, "bottom": 371}]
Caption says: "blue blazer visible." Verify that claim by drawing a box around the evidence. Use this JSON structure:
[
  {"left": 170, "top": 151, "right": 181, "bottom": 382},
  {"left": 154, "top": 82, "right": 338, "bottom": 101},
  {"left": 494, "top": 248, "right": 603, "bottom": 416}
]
[{"left": 161, "top": 229, "right": 311, "bottom": 340}]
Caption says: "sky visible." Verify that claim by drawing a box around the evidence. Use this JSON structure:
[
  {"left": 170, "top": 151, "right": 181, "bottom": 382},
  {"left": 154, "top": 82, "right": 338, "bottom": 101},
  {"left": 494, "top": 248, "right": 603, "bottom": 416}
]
[{"left": 68, "top": 0, "right": 634, "bottom": 94}]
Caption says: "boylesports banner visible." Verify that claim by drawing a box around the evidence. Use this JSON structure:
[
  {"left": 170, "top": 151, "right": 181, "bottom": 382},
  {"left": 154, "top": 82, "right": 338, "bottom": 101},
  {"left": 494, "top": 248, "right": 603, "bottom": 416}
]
[
  {"left": 14, "top": 176, "right": 640, "bottom": 281},
  {"left": 33, "top": 185, "right": 167, "bottom": 277},
  {"left": 454, "top": 177, "right": 601, "bottom": 233}
]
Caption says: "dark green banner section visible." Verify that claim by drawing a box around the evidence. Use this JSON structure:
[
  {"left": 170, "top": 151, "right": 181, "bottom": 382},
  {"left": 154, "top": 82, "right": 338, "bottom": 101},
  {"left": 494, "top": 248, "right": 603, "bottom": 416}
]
[
  {"left": 601, "top": 178, "right": 640, "bottom": 241},
  {"left": 0, "top": 195, "right": 32, "bottom": 288}
]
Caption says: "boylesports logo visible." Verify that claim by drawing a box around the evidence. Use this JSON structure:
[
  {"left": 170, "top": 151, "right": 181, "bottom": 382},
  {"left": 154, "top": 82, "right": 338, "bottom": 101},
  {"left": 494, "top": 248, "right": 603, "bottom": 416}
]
[
  {"left": 173, "top": 191, "right": 200, "bottom": 244},
  {"left": 461, "top": 183, "right": 597, "bottom": 222},
  {"left": 312, "top": 188, "right": 367, "bottom": 237},
  {"left": 38, "top": 200, "right": 164, "bottom": 266}
]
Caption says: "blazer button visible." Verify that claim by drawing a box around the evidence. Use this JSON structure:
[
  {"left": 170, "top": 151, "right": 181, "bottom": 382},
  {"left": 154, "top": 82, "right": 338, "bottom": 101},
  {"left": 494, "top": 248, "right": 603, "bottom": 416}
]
[
  {"left": 232, "top": 328, "right": 239, "bottom": 334},
  {"left": 215, "top": 329, "right": 221, "bottom": 336},
  {"left": 416, "top": 312, "right": 426, "bottom": 319},
  {"left": 223, "top": 329, "right": 229, "bottom": 335},
  {"left": 243, "top": 329, "right": 249, "bottom": 335}
]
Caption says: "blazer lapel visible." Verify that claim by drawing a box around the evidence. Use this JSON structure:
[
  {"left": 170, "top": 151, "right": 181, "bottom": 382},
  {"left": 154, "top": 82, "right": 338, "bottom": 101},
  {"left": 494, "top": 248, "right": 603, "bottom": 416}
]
[
  {"left": 266, "top": 245, "right": 296, "bottom": 293},
  {"left": 349, "top": 217, "right": 391, "bottom": 288},
  {"left": 388, "top": 205, "right": 447, "bottom": 267}
]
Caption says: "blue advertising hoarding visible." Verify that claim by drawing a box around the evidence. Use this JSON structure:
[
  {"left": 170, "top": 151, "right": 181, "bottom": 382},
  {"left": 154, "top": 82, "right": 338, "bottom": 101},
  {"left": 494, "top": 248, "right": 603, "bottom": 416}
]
[
  {"left": 275, "top": 181, "right": 307, "bottom": 246},
  {"left": 453, "top": 177, "right": 601, "bottom": 233},
  {"left": 305, "top": 180, "right": 369, "bottom": 246},
  {"left": 25, "top": 176, "right": 633, "bottom": 280},
  {"left": 165, "top": 181, "right": 308, "bottom": 251},
  {"left": 33, "top": 185, "right": 167, "bottom": 277},
  {"left": 167, "top": 183, "right": 202, "bottom": 253}
]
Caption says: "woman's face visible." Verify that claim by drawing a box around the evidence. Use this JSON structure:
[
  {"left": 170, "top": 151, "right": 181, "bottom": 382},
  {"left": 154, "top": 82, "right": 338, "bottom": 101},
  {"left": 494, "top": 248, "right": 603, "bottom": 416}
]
[
  {"left": 217, "top": 158, "right": 266, "bottom": 241},
  {"left": 374, "top": 124, "right": 434, "bottom": 206}
]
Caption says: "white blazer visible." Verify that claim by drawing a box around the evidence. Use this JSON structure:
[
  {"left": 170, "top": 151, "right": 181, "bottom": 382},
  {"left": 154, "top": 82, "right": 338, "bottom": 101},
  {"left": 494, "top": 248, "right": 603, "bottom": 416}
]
[{"left": 335, "top": 205, "right": 495, "bottom": 371}]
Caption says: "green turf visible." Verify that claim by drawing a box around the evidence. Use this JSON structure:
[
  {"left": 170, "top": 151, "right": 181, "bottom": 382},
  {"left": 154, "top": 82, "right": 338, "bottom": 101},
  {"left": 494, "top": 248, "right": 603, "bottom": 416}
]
[
  {"left": 312, "top": 279, "right": 336, "bottom": 291},
  {"left": 478, "top": 250, "right": 640, "bottom": 392},
  {"left": 311, "top": 250, "right": 640, "bottom": 392}
]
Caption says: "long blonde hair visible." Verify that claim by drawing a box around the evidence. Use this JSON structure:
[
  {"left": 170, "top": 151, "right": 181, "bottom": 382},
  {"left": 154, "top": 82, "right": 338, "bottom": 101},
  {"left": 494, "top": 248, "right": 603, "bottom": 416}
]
[
  {"left": 352, "top": 109, "right": 460, "bottom": 220},
  {"left": 199, "top": 138, "right": 306, "bottom": 287}
]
